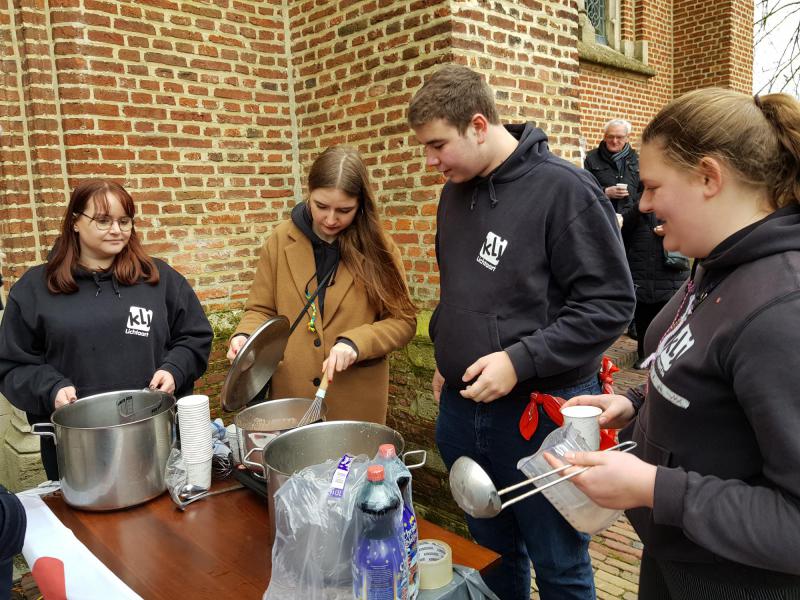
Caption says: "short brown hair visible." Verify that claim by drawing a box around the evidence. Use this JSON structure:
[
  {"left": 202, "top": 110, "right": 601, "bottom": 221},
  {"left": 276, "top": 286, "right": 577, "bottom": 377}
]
[
  {"left": 408, "top": 64, "right": 500, "bottom": 134},
  {"left": 46, "top": 179, "right": 159, "bottom": 294},
  {"left": 643, "top": 88, "right": 800, "bottom": 210}
]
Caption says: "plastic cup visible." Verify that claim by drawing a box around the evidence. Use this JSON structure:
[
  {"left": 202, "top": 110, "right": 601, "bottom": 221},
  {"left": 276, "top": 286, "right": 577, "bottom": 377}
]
[{"left": 560, "top": 405, "right": 602, "bottom": 451}]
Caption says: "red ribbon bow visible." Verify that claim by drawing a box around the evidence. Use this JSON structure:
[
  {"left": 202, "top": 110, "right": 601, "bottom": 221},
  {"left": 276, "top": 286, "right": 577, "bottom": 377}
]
[{"left": 518, "top": 356, "right": 619, "bottom": 450}]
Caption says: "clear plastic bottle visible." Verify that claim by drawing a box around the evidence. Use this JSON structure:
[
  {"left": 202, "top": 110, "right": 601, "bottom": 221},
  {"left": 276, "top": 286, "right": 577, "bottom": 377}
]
[
  {"left": 353, "top": 465, "right": 408, "bottom": 600},
  {"left": 375, "top": 444, "right": 419, "bottom": 600}
]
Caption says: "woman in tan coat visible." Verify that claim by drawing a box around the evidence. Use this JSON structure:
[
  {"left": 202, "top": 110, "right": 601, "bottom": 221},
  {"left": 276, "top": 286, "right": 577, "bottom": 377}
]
[{"left": 228, "top": 146, "right": 416, "bottom": 423}]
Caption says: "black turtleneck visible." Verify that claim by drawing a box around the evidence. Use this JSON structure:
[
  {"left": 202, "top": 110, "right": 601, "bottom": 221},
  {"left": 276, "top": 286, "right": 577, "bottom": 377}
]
[{"left": 290, "top": 202, "right": 340, "bottom": 317}]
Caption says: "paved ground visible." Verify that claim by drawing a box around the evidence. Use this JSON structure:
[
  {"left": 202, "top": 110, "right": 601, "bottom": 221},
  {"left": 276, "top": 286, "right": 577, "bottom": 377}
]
[{"left": 531, "top": 334, "right": 647, "bottom": 600}]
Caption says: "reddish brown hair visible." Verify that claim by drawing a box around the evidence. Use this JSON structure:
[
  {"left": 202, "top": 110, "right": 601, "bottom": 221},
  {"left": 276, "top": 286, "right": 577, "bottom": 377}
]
[{"left": 46, "top": 179, "right": 159, "bottom": 294}]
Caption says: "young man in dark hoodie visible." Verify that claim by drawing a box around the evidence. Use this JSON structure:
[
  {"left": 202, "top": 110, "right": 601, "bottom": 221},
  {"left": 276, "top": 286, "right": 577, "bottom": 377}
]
[{"left": 408, "top": 65, "right": 635, "bottom": 600}]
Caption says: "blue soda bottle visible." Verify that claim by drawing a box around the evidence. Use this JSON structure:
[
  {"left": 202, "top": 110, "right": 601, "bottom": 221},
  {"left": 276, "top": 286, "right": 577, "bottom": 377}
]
[
  {"left": 376, "top": 444, "right": 419, "bottom": 600},
  {"left": 353, "top": 465, "right": 407, "bottom": 600}
]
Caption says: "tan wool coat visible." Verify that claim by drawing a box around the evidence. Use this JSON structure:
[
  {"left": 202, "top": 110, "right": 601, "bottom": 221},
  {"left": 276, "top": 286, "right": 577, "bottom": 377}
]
[{"left": 233, "top": 219, "right": 416, "bottom": 424}]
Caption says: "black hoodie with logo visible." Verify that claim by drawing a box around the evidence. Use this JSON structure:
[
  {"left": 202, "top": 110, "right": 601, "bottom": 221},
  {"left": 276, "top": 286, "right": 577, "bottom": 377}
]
[
  {"left": 0, "top": 259, "right": 213, "bottom": 424},
  {"left": 624, "top": 204, "right": 800, "bottom": 578},
  {"left": 430, "top": 123, "right": 635, "bottom": 392}
]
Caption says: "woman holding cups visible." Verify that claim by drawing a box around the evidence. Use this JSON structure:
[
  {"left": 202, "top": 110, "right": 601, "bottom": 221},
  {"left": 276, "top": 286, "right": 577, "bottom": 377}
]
[
  {"left": 554, "top": 89, "right": 800, "bottom": 596},
  {"left": 0, "top": 179, "right": 213, "bottom": 480},
  {"left": 228, "top": 146, "right": 416, "bottom": 424}
]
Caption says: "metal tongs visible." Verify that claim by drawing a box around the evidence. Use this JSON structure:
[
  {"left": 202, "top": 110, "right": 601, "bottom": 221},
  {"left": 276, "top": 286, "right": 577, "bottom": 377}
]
[{"left": 448, "top": 440, "right": 637, "bottom": 518}]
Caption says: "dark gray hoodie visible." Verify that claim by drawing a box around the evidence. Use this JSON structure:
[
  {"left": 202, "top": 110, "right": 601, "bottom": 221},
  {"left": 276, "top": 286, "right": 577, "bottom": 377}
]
[
  {"left": 430, "top": 123, "right": 635, "bottom": 392},
  {"left": 626, "top": 204, "right": 800, "bottom": 577}
]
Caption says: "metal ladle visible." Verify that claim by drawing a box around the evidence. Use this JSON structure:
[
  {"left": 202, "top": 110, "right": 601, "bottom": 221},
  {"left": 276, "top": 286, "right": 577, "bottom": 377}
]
[
  {"left": 448, "top": 440, "right": 637, "bottom": 518},
  {"left": 170, "top": 483, "right": 245, "bottom": 511}
]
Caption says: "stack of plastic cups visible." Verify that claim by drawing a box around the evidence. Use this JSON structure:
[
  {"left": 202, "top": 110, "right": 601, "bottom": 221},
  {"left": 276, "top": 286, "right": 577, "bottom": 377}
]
[{"left": 177, "top": 395, "right": 213, "bottom": 489}]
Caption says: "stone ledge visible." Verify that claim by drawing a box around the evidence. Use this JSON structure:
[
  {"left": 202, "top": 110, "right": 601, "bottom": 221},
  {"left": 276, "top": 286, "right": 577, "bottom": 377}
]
[{"left": 578, "top": 41, "right": 656, "bottom": 77}]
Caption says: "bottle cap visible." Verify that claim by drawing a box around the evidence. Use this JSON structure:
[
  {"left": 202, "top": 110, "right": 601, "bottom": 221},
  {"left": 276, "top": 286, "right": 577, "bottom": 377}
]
[
  {"left": 378, "top": 444, "right": 397, "bottom": 458},
  {"left": 367, "top": 465, "right": 385, "bottom": 481}
]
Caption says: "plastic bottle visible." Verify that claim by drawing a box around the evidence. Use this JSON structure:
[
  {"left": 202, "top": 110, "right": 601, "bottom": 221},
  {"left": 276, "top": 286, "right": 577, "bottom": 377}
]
[
  {"left": 375, "top": 444, "right": 419, "bottom": 600},
  {"left": 353, "top": 465, "right": 408, "bottom": 600}
]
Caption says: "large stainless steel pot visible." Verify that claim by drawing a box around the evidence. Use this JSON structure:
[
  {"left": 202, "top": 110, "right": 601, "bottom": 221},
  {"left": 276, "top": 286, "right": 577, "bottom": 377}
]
[
  {"left": 261, "top": 420, "right": 426, "bottom": 542},
  {"left": 32, "top": 389, "right": 175, "bottom": 511},
  {"left": 234, "top": 397, "right": 327, "bottom": 479}
]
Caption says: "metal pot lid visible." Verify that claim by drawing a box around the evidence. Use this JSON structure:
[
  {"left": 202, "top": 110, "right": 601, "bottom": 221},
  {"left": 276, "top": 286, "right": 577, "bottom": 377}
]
[{"left": 220, "top": 316, "right": 290, "bottom": 412}]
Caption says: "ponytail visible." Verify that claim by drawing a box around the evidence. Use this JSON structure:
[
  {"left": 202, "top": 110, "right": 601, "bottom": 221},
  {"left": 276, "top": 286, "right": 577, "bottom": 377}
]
[{"left": 757, "top": 94, "right": 800, "bottom": 208}]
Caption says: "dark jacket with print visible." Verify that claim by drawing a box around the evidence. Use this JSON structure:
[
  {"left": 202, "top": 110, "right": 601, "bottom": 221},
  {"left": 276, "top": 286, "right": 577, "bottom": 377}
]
[
  {"left": 431, "top": 123, "right": 635, "bottom": 393},
  {"left": 624, "top": 205, "right": 800, "bottom": 576},
  {"left": 0, "top": 259, "right": 213, "bottom": 425},
  {"left": 584, "top": 142, "right": 641, "bottom": 213}
]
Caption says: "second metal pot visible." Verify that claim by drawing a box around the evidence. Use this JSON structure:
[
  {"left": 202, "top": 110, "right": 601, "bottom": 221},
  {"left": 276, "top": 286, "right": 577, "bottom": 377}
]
[
  {"left": 234, "top": 397, "right": 328, "bottom": 479},
  {"left": 32, "top": 389, "right": 175, "bottom": 511}
]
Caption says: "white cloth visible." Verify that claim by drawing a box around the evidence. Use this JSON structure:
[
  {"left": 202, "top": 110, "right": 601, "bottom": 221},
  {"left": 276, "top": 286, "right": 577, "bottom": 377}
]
[{"left": 17, "top": 485, "right": 142, "bottom": 600}]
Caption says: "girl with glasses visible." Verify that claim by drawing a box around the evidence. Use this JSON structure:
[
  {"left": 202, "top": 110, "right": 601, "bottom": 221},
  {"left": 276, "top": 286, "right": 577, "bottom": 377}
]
[
  {"left": 558, "top": 89, "right": 800, "bottom": 597},
  {"left": 0, "top": 179, "right": 213, "bottom": 481},
  {"left": 228, "top": 146, "right": 416, "bottom": 424}
]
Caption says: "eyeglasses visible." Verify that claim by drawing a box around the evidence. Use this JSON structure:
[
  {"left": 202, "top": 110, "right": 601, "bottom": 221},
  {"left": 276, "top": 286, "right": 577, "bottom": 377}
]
[
  {"left": 77, "top": 212, "right": 134, "bottom": 232},
  {"left": 604, "top": 135, "right": 628, "bottom": 141}
]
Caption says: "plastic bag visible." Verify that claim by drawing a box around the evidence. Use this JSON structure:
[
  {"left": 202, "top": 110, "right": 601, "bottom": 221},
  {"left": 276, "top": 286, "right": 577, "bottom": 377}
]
[
  {"left": 516, "top": 423, "right": 622, "bottom": 535},
  {"left": 265, "top": 454, "right": 370, "bottom": 600},
  {"left": 165, "top": 447, "right": 188, "bottom": 501}
]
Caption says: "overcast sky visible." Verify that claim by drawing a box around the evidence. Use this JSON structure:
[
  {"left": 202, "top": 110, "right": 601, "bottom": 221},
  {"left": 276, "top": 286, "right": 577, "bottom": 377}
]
[{"left": 753, "top": 0, "right": 800, "bottom": 96}]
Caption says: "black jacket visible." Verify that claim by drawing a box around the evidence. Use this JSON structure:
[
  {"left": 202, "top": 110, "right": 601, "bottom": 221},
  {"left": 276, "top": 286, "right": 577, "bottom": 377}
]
[
  {"left": 622, "top": 206, "right": 688, "bottom": 304},
  {"left": 584, "top": 143, "right": 641, "bottom": 213},
  {"left": 431, "top": 124, "right": 635, "bottom": 393},
  {"left": 624, "top": 205, "right": 800, "bottom": 577},
  {"left": 0, "top": 485, "right": 25, "bottom": 563},
  {"left": 0, "top": 259, "right": 213, "bottom": 424}
]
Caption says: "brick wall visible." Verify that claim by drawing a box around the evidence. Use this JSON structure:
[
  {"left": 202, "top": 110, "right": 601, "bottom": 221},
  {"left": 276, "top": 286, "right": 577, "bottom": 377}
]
[
  {"left": 1, "top": 0, "right": 296, "bottom": 312},
  {"left": 578, "top": 0, "right": 674, "bottom": 150},
  {"left": 674, "top": 0, "right": 753, "bottom": 97}
]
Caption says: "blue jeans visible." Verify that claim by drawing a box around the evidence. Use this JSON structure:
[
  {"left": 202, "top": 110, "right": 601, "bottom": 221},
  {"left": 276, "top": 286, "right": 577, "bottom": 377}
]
[{"left": 436, "top": 376, "right": 600, "bottom": 600}]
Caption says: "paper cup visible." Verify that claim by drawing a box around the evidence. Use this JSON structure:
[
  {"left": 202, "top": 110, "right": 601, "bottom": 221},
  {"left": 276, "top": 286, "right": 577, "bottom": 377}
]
[{"left": 560, "top": 405, "right": 602, "bottom": 451}]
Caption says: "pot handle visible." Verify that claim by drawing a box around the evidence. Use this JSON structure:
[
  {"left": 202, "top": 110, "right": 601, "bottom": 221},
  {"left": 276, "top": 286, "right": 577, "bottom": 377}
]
[
  {"left": 31, "top": 422, "right": 57, "bottom": 444},
  {"left": 242, "top": 447, "right": 266, "bottom": 478},
  {"left": 402, "top": 449, "right": 427, "bottom": 470}
]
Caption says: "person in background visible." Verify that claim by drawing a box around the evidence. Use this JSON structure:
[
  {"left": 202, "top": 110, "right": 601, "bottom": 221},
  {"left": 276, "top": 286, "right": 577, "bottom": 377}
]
[
  {"left": 0, "top": 485, "right": 25, "bottom": 600},
  {"left": 559, "top": 88, "right": 800, "bottom": 597},
  {"left": 584, "top": 118, "right": 640, "bottom": 214},
  {"left": 408, "top": 65, "right": 634, "bottom": 600},
  {"left": 0, "top": 179, "right": 213, "bottom": 481},
  {"left": 585, "top": 118, "right": 648, "bottom": 342},
  {"left": 227, "top": 146, "right": 416, "bottom": 424}
]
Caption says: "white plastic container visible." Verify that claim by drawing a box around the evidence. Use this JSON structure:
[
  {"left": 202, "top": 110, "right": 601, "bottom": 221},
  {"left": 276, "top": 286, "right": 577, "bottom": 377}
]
[{"left": 516, "top": 424, "right": 622, "bottom": 535}]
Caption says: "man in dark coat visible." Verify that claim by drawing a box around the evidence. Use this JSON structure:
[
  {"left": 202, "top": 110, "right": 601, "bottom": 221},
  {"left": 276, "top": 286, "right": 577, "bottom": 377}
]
[
  {"left": 584, "top": 119, "right": 641, "bottom": 214},
  {"left": 585, "top": 119, "right": 688, "bottom": 367}
]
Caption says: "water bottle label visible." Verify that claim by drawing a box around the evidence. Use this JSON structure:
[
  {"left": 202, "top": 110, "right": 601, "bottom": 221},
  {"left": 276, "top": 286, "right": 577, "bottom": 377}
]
[
  {"left": 403, "top": 508, "right": 419, "bottom": 598},
  {"left": 328, "top": 453, "right": 354, "bottom": 498}
]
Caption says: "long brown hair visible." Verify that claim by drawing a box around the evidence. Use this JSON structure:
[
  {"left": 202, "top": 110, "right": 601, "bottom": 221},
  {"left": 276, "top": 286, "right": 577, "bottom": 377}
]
[
  {"left": 46, "top": 179, "right": 159, "bottom": 294},
  {"left": 307, "top": 146, "right": 416, "bottom": 320},
  {"left": 642, "top": 88, "right": 800, "bottom": 210}
]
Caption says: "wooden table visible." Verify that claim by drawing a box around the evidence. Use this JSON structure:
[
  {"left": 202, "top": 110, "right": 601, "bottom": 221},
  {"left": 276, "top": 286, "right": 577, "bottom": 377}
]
[{"left": 43, "top": 485, "right": 499, "bottom": 599}]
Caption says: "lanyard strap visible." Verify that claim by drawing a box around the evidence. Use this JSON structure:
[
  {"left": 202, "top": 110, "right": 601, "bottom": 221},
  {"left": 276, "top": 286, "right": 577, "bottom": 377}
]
[{"left": 288, "top": 264, "right": 337, "bottom": 335}]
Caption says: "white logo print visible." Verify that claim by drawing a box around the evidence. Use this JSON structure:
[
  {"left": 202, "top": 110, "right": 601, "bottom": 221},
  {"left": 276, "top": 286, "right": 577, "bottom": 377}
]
[
  {"left": 650, "top": 323, "right": 694, "bottom": 409},
  {"left": 125, "top": 306, "right": 153, "bottom": 338},
  {"left": 477, "top": 232, "right": 508, "bottom": 272}
]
